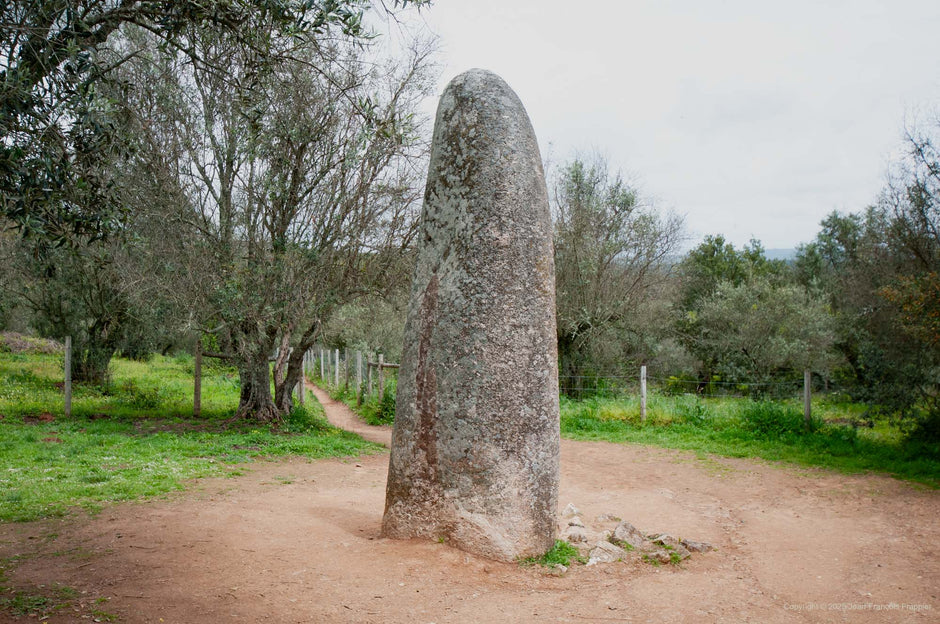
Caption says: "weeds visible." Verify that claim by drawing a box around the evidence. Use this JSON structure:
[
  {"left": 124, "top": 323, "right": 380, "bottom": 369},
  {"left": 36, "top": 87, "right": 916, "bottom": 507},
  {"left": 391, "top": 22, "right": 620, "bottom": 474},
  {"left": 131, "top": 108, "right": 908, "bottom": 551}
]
[{"left": 521, "top": 540, "right": 586, "bottom": 567}]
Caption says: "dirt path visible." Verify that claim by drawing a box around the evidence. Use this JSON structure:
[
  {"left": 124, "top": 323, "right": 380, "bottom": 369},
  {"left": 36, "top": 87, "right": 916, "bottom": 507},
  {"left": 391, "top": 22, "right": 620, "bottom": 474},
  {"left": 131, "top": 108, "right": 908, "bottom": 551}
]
[
  {"left": 1, "top": 390, "right": 937, "bottom": 623},
  {"left": 308, "top": 384, "right": 391, "bottom": 447}
]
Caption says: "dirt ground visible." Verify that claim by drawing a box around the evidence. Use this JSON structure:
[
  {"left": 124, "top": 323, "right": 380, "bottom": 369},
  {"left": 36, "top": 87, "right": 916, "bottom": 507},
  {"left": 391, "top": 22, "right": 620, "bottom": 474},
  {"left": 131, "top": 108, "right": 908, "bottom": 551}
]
[{"left": 1, "top": 386, "right": 937, "bottom": 623}]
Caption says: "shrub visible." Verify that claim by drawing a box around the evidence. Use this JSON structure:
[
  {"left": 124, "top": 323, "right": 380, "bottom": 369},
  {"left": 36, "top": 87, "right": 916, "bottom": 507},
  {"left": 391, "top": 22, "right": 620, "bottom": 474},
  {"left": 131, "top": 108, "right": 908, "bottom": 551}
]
[
  {"left": 119, "top": 380, "right": 165, "bottom": 409},
  {"left": 379, "top": 382, "right": 396, "bottom": 422},
  {"left": 740, "top": 401, "right": 814, "bottom": 437},
  {"left": 674, "top": 396, "right": 712, "bottom": 426},
  {"left": 283, "top": 405, "right": 333, "bottom": 434}
]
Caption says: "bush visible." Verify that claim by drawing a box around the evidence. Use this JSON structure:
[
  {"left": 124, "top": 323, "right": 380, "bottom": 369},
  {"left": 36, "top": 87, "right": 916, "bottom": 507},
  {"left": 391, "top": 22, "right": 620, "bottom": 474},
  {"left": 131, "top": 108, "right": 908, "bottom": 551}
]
[
  {"left": 119, "top": 379, "right": 165, "bottom": 409},
  {"left": 662, "top": 374, "right": 699, "bottom": 396},
  {"left": 283, "top": 405, "right": 333, "bottom": 434},
  {"left": 0, "top": 332, "right": 62, "bottom": 355},
  {"left": 740, "top": 401, "right": 815, "bottom": 437},
  {"left": 379, "top": 382, "right": 396, "bottom": 422},
  {"left": 674, "top": 396, "right": 712, "bottom": 426},
  {"left": 907, "top": 408, "right": 940, "bottom": 444}
]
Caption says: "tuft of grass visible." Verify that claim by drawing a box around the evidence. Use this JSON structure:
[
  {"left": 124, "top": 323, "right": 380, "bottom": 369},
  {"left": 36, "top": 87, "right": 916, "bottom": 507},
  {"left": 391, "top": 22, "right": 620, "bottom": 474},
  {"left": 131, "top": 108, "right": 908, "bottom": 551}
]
[
  {"left": 560, "top": 393, "right": 940, "bottom": 487},
  {"left": 641, "top": 553, "right": 661, "bottom": 567},
  {"left": 608, "top": 536, "right": 635, "bottom": 551},
  {"left": 521, "top": 540, "right": 586, "bottom": 567},
  {"left": 0, "top": 351, "right": 382, "bottom": 522}
]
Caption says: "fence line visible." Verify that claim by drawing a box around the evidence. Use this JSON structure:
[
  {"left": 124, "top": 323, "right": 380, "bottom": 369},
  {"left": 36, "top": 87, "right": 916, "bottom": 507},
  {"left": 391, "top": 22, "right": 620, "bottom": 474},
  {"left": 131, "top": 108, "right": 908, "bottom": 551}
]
[
  {"left": 305, "top": 344, "right": 399, "bottom": 406},
  {"left": 296, "top": 347, "right": 818, "bottom": 420},
  {"left": 558, "top": 368, "right": 818, "bottom": 419}
]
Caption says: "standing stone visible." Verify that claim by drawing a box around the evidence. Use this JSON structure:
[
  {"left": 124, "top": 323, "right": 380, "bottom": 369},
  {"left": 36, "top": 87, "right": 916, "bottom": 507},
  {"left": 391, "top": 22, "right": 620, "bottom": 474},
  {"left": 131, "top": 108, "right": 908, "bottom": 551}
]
[{"left": 382, "top": 69, "right": 559, "bottom": 562}]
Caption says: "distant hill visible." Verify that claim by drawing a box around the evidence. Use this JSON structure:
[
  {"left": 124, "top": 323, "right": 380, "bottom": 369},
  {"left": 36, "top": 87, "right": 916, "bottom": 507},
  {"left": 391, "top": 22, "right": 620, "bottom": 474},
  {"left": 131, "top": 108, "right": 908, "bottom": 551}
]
[{"left": 764, "top": 248, "right": 798, "bottom": 261}]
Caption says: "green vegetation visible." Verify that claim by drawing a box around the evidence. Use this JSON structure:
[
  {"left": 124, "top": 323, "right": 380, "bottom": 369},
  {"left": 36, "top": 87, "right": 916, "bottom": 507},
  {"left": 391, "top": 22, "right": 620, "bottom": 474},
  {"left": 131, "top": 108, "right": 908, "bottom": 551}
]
[
  {"left": 0, "top": 352, "right": 382, "bottom": 522},
  {"left": 0, "top": 554, "right": 80, "bottom": 619},
  {"left": 560, "top": 393, "right": 940, "bottom": 486},
  {"left": 0, "top": 558, "right": 115, "bottom": 620},
  {"left": 0, "top": 350, "right": 241, "bottom": 420},
  {"left": 521, "top": 540, "right": 586, "bottom": 568},
  {"left": 608, "top": 536, "right": 635, "bottom": 551},
  {"left": 0, "top": 582, "right": 77, "bottom": 618}
]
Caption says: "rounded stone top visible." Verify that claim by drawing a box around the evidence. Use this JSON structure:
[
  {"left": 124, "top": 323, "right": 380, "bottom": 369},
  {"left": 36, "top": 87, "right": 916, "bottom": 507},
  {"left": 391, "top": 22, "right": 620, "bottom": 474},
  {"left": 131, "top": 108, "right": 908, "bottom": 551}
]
[
  {"left": 447, "top": 68, "right": 511, "bottom": 91},
  {"left": 437, "top": 68, "right": 527, "bottom": 120}
]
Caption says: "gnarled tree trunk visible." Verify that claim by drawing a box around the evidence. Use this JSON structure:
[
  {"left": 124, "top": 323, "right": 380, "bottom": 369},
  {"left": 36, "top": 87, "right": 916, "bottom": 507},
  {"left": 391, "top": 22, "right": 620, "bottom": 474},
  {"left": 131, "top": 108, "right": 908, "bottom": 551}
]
[{"left": 235, "top": 358, "right": 279, "bottom": 422}]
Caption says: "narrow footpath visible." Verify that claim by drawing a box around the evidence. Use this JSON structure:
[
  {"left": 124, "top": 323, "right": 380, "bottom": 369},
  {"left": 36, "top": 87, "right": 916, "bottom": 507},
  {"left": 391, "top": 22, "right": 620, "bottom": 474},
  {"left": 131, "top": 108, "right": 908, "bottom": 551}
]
[{"left": 307, "top": 382, "right": 392, "bottom": 446}]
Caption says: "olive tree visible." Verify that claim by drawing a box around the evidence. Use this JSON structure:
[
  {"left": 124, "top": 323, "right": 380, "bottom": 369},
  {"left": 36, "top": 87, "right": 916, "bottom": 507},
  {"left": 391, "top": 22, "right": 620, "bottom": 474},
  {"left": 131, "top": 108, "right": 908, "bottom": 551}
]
[
  {"left": 551, "top": 154, "right": 684, "bottom": 387},
  {"left": 692, "top": 277, "right": 838, "bottom": 392},
  {"left": 0, "top": 0, "right": 425, "bottom": 245},
  {"left": 122, "top": 25, "right": 435, "bottom": 420}
]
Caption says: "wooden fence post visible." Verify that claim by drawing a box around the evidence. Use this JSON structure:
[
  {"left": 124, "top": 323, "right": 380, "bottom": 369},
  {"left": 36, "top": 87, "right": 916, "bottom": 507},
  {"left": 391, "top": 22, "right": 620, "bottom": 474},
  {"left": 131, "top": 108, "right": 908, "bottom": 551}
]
[
  {"left": 194, "top": 342, "right": 202, "bottom": 417},
  {"left": 367, "top": 358, "right": 373, "bottom": 399},
  {"left": 378, "top": 353, "right": 385, "bottom": 400},
  {"left": 319, "top": 348, "right": 325, "bottom": 380},
  {"left": 804, "top": 369, "right": 812, "bottom": 427},
  {"left": 298, "top": 350, "right": 305, "bottom": 407},
  {"left": 334, "top": 349, "right": 339, "bottom": 388},
  {"left": 640, "top": 365, "right": 647, "bottom": 423},
  {"left": 64, "top": 336, "right": 72, "bottom": 418},
  {"left": 356, "top": 351, "right": 363, "bottom": 405},
  {"left": 344, "top": 348, "right": 350, "bottom": 389}
]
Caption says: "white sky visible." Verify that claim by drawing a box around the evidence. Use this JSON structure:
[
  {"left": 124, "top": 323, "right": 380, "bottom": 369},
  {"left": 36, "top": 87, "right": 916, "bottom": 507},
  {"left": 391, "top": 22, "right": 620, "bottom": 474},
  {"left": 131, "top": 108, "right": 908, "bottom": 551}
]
[{"left": 393, "top": 0, "right": 940, "bottom": 249}]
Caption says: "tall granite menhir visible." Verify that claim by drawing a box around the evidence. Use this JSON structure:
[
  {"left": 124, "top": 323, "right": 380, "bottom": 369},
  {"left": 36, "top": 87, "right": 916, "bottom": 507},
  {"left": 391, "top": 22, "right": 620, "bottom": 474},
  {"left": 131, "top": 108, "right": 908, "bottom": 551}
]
[{"left": 382, "top": 69, "right": 560, "bottom": 561}]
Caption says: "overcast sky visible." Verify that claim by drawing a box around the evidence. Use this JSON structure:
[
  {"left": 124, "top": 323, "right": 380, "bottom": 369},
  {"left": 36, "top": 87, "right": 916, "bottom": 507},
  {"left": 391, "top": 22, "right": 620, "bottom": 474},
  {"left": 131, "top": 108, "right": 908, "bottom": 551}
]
[{"left": 395, "top": 0, "right": 940, "bottom": 250}]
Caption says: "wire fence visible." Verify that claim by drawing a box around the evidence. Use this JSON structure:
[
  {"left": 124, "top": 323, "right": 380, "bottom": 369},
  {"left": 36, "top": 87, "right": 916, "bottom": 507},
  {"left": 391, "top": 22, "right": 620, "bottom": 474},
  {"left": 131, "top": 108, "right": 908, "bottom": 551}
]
[
  {"left": 294, "top": 348, "right": 821, "bottom": 423},
  {"left": 559, "top": 371, "right": 815, "bottom": 402}
]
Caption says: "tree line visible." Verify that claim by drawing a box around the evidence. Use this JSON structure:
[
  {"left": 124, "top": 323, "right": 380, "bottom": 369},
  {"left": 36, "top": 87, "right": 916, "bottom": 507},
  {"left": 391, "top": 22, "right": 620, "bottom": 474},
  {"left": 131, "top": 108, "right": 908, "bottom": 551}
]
[
  {"left": 1, "top": 2, "right": 937, "bottom": 441},
  {"left": 544, "top": 132, "right": 938, "bottom": 442}
]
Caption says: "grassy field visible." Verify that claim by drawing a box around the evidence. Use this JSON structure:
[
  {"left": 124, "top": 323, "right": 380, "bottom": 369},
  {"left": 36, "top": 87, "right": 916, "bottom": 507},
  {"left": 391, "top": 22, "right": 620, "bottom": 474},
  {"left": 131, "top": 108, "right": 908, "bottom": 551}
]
[
  {"left": 0, "top": 347, "right": 382, "bottom": 522},
  {"left": 560, "top": 393, "right": 940, "bottom": 487}
]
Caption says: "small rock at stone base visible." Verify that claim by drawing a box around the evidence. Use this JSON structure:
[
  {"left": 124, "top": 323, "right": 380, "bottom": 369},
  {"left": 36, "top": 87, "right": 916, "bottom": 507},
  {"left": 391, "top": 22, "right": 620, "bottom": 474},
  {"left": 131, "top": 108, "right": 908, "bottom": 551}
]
[
  {"left": 644, "top": 535, "right": 691, "bottom": 561},
  {"left": 648, "top": 533, "right": 676, "bottom": 545},
  {"left": 553, "top": 563, "right": 568, "bottom": 574},
  {"left": 642, "top": 548, "right": 673, "bottom": 565},
  {"left": 562, "top": 503, "right": 580, "bottom": 517},
  {"left": 587, "top": 540, "right": 626, "bottom": 566},
  {"left": 680, "top": 539, "right": 714, "bottom": 553},
  {"left": 568, "top": 515, "right": 585, "bottom": 527},
  {"left": 612, "top": 521, "right": 646, "bottom": 548},
  {"left": 566, "top": 527, "right": 587, "bottom": 543}
]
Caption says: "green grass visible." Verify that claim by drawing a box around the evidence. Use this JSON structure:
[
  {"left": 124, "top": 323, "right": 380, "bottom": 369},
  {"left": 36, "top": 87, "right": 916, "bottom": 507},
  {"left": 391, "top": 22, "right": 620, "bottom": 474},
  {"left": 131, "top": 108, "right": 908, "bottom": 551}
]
[
  {"left": 560, "top": 393, "right": 940, "bottom": 486},
  {"left": 520, "top": 540, "right": 586, "bottom": 567},
  {"left": 0, "top": 352, "right": 382, "bottom": 522},
  {"left": 0, "top": 351, "right": 246, "bottom": 420}
]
